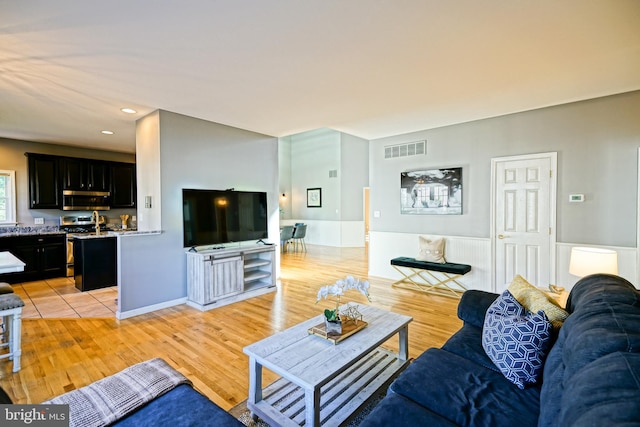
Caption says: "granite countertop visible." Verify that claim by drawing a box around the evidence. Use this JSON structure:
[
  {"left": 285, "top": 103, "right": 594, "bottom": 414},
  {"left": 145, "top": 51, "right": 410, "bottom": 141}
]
[
  {"left": 72, "top": 233, "right": 117, "bottom": 239},
  {"left": 73, "top": 230, "right": 161, "bottom": 239},
  {"left": 0, "top": 227, "right": 65, "bottom": 238}
]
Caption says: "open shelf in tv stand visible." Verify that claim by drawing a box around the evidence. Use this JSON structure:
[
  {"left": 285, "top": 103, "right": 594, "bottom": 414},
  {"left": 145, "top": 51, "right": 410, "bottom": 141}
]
[{"left": 186, "top": 244, "right": 276, "bottom": 311}]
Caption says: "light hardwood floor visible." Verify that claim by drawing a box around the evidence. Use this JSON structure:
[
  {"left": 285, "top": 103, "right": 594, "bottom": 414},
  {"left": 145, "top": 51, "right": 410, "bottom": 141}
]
[{"left": 0, "top": 245, "right": 462, "bottom": 410}]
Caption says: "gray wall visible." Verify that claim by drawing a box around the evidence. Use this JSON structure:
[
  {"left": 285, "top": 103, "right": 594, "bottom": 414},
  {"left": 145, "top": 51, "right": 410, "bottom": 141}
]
[
  {"left": 119, "top": 110, "right": 278, "bottom": 313},
  {"left": 290, "top": 129, "right": 341, "bottom": 220},
  {"left": 369, "top": 90, "right": 640, "bottom": 248},
  {"left": 0, "top": 137, "right": 135, "bottom": 226},
  {"left": 278, "top": 136, "right": 292, "bottom": 219},
  {"left": 340, "top": 133, "right": 369, "bottom": 221},
  {"left": 286, "top": 128, "right": 368, "bottom": 221}
]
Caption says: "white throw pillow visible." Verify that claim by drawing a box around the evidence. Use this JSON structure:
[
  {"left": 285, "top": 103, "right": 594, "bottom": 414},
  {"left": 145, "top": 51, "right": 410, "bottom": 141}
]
[{"left": 416, "top": 236, "right": 446, "bottom": 264}]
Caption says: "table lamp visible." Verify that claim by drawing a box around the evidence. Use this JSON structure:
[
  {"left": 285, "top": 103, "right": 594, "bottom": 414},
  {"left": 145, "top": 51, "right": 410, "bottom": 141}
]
[{"left": 569, "top": 247, "right": 618, "bottom": 277}]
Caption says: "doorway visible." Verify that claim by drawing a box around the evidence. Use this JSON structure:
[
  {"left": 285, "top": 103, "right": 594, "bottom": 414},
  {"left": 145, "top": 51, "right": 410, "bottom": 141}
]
[{"left": 491, "top": 152, "right": 557, "bottom": 291}]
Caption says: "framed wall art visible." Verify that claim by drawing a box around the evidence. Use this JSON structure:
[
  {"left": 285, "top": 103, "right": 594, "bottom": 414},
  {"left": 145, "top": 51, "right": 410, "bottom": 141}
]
[
  {"left": 400, "top": 167, "right": 462, "bottom": 215},
  {"left": 307, "top": 188, "right": 322, "bottom": 208}
]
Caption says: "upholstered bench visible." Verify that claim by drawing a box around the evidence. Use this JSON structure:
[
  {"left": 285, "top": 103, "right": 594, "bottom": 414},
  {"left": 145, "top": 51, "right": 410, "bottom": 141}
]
[
  {"left": 0, "top": 293, "right": 24, "bottom": 372},
  {"left": 390, "top": 257, "right": 471, "bottom": 298}
]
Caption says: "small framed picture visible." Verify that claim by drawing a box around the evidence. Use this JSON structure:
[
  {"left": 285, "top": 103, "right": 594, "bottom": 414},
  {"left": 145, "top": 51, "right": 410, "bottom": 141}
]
[{"left": 307, "top": 188, "right": 322, "bottom": 208}]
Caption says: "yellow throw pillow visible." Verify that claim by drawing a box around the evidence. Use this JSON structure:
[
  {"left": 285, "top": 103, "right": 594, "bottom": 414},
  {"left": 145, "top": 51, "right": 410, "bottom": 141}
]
[
  {"left": 507, "top": 275, "right": 569, "bottom": 329},
  {"left": 416, "top": 236, "right": 446, "bottom": 264}
]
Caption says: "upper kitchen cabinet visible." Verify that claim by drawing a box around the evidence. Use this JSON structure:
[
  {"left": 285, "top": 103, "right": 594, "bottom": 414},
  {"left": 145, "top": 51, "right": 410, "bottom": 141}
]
[
  {"left": 61, "top": 157, "right": 110, "bottom": 192},
  {"left": 110, "top": 162, "right": 137, "bottom": 208},
  {"left": 27, "top": 153, "right": 60, "bottom": 209},
  {"left": 26, "top": 153, "right": 136, "bottom": 210}
]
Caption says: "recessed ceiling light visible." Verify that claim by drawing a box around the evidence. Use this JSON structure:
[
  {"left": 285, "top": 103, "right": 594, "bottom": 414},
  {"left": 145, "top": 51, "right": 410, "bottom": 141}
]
[
  {"left": 121, "top": 108, "right": 137, "bottom": 114},
  {"left": 101, "top": 130, "right": 114, "bottom": 135}
]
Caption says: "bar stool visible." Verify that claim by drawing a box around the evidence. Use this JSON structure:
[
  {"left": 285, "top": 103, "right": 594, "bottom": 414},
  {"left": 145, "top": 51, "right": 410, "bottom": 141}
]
[{"left": 0, "top": 291, "right": 25, "bottom": 373}]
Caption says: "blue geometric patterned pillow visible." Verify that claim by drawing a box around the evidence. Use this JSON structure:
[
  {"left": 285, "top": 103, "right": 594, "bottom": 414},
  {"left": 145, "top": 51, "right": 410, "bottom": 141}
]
[{"left": 482, "top": 290, "right": 553, "bottom": 389}]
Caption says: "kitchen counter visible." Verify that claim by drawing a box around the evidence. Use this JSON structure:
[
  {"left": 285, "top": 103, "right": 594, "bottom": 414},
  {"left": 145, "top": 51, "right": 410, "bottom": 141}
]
[
  {"left": 0, "top": 230, "right": 65, "bottom": 238},
  {"left": 72, "top": 230, "right": 162, "bottom": 239},
  {"left": 0, "top": 251, "right": 26, "bottom": 274}
]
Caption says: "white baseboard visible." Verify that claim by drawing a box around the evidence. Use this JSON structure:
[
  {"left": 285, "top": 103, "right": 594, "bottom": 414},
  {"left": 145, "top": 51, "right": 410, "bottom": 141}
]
[{"left": 116, "top": 297, "right": 188, "bottom": 319}]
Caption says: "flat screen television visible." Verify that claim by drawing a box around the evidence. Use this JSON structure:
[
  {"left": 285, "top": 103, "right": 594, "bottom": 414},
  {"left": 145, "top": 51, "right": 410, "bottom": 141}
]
[{"left": 182, "top": 189, "right": 268, "bottom": 248}]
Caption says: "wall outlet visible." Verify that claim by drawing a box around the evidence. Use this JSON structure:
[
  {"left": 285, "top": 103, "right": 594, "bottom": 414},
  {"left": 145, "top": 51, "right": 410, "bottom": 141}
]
[{"left": 34, "top": 217, "right": 44, "bottom": 225}]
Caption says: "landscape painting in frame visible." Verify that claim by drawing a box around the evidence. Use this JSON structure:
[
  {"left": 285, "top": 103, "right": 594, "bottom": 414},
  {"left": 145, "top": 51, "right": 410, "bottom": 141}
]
[{"left": 400, "top": 167, "right": 462, "bottom": 215}]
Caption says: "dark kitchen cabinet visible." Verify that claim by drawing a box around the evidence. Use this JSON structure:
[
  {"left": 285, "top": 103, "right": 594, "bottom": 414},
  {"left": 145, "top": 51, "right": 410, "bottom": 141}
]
[
  {"left": 27, "top": 153, "right": 61, "bottom": 209},
  {"left": 110, "top": 162, "right": 137, "bottom": 208},
  {"left": 74, "top": 236, "right": 117, "bottom": 291},
  {"left": 0, "top": 234, "right": 66, "bottom": 283},
  {"left": 26, "top": 153, "right": 136, "bottom": 210},
  {"left": 62, "top": 157, "right": 110, "bottom": 191}
]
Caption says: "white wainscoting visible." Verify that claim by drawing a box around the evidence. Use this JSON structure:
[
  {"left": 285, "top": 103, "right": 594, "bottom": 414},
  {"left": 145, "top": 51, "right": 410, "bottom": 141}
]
[
  {"left": 280, "top": 219, "right": 365, "bottom": 247},
  {"left": 369, "top": 231, "right": 639, "bottom": 294},
  {"left": 368, "top": 231, "right": 493, "bottom": 293}
]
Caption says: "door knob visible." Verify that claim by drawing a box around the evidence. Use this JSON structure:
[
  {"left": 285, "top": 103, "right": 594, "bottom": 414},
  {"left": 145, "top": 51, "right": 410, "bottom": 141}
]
[{"left": 498, "top": 234, "right": 505, "bottom": 239}]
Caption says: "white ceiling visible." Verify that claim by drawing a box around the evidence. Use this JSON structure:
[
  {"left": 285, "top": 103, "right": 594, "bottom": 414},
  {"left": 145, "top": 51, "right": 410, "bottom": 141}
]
[{"left": 2, "top": 1, "right": 640, "bottom": 154}]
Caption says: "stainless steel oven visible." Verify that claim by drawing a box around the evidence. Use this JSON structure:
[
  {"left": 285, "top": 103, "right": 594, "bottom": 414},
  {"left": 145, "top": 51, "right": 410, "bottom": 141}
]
[{"left": 66, "top": 237, "right": 74, "bottom": 277}]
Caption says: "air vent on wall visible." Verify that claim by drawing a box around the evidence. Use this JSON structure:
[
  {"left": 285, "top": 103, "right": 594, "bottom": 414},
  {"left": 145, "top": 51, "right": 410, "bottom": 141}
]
[
  {"left": 384, "top": 140, "right": 426, "bottom": 159},
  {"left": 329, "top": 170, "right": 338, "bottom": 178}
]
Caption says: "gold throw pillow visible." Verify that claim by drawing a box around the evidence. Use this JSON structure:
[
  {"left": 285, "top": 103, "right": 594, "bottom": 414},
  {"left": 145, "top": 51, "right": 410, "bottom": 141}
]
[{"left": 508, "top": 275, "right": 569, "bottom": 329}]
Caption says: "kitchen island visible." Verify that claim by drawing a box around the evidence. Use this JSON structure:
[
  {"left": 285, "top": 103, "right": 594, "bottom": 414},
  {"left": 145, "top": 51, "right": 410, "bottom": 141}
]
[
  {"left": 0, "top": 251, "right": 26, "bottom": 274},
  {"left": 73, "top": 234, "right": 117, "bottom": 291}
]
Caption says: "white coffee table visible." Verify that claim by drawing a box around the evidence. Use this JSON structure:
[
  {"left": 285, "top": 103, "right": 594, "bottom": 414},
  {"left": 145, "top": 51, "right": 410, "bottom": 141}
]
[{"left": 243, "top": 305, "right": 412, "bottom": 427}]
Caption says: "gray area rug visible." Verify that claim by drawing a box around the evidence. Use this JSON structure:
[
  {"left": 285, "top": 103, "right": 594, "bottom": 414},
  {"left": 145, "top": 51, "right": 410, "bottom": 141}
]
[{"left": 229, "top": 392, "right": 385, "bottom": 426}]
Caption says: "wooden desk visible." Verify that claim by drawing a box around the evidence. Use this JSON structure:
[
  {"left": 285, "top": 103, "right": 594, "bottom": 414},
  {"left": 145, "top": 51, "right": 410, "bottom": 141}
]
[{"left": 0, "top": 251, "right": 26, "bottom": 274}]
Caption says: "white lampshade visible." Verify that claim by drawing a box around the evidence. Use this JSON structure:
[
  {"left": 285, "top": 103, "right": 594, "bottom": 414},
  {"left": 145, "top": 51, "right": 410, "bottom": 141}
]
[{"left": 569, "top": 247, "right": 618, "bottom": 277}]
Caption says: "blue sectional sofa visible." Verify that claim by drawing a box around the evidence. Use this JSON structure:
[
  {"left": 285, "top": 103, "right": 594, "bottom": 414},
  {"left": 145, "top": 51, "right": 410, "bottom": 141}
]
[
  {"left": 361, "top": 274, "right": 640, "bottom": 427},
  {"left": 1, "top": 358, "right": 242, "bottom": 427}
]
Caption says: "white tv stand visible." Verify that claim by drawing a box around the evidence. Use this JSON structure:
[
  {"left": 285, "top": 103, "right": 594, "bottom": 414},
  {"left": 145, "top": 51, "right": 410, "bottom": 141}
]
[{"left": 186, "top": 244, "right": 276, "bottom": 311}]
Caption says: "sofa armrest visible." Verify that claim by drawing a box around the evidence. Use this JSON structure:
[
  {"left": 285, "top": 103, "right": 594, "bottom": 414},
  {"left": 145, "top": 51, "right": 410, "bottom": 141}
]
[{"left": 457, "top": 290, "right": 499, "bottom": 328}]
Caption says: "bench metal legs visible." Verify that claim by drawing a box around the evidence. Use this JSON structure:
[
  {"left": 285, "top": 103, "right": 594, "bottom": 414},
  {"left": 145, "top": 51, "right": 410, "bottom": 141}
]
[{"left": 391, "top": 265, "right": 467, "bottom": 298}]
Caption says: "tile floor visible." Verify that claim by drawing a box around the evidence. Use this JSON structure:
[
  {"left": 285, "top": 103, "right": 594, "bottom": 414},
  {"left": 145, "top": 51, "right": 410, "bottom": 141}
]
[{"left": 10, "top": 277, "right": 117, "bottom": 319}]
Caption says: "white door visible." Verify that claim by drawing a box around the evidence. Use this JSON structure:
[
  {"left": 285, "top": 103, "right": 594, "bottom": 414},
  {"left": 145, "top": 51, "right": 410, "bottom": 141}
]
[{"left": 492, "top": 153, "right": 557, "bottom": 291}]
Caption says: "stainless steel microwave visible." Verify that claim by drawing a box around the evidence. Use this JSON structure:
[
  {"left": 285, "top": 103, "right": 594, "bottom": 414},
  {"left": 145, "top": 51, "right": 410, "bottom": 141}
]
[{"left": 62, "top": 190, "right": 111, "bottom": 211}]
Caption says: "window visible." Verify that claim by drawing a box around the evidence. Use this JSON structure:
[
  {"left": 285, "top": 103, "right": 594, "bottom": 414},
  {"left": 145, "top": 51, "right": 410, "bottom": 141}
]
[{"left": 0, "top": 170, "right": 17, "bottom": 225}]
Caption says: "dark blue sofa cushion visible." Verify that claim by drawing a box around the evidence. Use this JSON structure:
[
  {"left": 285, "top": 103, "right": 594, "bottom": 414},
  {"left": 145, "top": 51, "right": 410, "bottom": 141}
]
[
  {"left": 389, "top": 348, "right": 540, "bottom": 427},
  {"left": 441, "top": 324, "right": 500, "bottom": 373},
  {"left": 456, "top": 289, "right": 499, "bottom": 328},
  {"left": 560, "top": 352, "right": 640, "bottom": 426},
  {"left": 539, "top": 274, "right": 640, "bottom": 427},
  {"left": 114, "top": 384, "right": 243, "bottom": 427},
  {"left": 359, "top": 392, "right": 458, "bottom": 427}
]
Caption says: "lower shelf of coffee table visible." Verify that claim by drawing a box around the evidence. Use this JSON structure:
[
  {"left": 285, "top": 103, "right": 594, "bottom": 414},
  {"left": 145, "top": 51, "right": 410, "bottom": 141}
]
[{"left": 248, "top": 347, "right": 409, "bottom": 427}]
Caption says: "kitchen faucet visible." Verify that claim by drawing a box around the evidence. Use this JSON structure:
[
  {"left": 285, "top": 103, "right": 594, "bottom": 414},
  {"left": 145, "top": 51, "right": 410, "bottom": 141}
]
[{"left": 91, "top": 210, "right": 101, "bottom": 235}]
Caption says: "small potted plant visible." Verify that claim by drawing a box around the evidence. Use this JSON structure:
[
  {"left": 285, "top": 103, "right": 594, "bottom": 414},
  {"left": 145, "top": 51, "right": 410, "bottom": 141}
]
[{"left": 316, "top": 276, "right": 371, "bottom": 334}]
